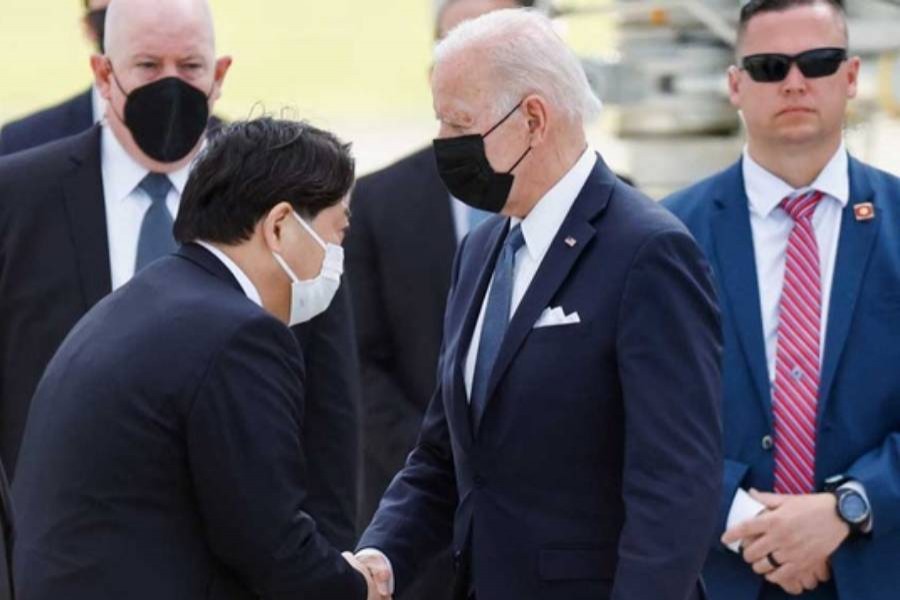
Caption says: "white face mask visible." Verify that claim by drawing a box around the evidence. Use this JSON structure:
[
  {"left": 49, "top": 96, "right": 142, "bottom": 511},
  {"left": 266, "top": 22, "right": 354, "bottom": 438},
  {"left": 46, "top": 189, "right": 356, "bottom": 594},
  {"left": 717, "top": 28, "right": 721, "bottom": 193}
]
[{"left": 272, "top": 212, "right": 344, "bottom": 326}]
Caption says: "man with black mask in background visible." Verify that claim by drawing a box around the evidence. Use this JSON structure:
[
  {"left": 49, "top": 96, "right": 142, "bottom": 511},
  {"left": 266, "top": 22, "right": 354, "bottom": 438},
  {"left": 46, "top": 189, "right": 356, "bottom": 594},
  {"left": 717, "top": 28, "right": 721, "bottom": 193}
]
[{"left": 0, "top": 0, "right": 362, "bottom": 552}]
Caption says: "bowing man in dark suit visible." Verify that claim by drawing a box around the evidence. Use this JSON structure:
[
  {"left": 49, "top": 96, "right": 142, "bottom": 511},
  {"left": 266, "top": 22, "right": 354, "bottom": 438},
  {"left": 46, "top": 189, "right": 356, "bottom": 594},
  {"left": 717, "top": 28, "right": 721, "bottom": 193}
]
[
  {"left": 12, "top": 117, "right": 380, "bottom": 600},
  {"left": 0, "top": 0, "right": 360, "bottom": 548},
  {"left": 0, "top": 0, "right": 106, "bottom": 156},
  {"left": 354, "top": 9, "right": 723, "bottom": 600}
]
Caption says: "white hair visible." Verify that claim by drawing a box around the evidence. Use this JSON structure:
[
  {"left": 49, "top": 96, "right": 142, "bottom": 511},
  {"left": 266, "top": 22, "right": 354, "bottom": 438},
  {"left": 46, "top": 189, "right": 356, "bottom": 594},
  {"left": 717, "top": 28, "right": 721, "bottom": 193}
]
[{"left": 433, "top": 8, "right": 602, "bottom": 124}]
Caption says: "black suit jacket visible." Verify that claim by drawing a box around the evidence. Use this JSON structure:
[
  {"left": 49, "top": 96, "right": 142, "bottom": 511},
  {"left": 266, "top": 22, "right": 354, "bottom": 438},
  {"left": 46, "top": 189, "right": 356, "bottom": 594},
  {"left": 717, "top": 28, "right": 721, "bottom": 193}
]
[
  {"left": 0, "top": 125, "right": 359, "bottom": 547},
  {"left": 0, "top": 89, "right": 93, "bottom": 156},
  {"left": 346, "top": 146, "right": 457, "bottom": 520},
  {"left": 12, "top": 244, "right": 366, "bottom": 600}
]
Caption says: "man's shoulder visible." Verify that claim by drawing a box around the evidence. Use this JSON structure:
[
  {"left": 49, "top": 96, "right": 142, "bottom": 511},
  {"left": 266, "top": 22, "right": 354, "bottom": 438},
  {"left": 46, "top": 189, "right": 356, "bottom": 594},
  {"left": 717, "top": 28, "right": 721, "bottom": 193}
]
[
  {"left": 0, "top": 125, "right": 100, "bottom": 182},
  {"left": 661, "top": 160, "right": 743, "bottom": 220},
  {"left": 0, "top": 90, "right": 92, "bottom": 155}
]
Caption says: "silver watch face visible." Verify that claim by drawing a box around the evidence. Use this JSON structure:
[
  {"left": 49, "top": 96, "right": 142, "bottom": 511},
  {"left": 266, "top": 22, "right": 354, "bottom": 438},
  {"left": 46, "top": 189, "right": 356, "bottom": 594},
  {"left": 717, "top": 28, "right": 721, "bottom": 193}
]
[{"left": 839, "top": 491, "right": 869, "bottom": 524}]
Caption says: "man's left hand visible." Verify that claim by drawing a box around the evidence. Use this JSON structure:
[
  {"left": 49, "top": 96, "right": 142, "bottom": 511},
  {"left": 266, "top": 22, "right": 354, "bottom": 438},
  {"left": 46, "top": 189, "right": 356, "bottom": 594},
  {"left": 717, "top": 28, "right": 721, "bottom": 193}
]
[{"left": 721, "top": 489, "right": 848, "bottom": 594}]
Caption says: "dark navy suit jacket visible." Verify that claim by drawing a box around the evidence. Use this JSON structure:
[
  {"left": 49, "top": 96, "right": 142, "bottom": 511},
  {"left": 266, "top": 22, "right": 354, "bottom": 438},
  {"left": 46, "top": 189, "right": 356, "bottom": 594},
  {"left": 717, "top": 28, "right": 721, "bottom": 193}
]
[
  {"left": 12, "top": 244, "right": 366, "bottom": 600},
  {"left": 359, "top": 157, "right": 723, "bottom": 600},
  {"left": 664, "top": 157, "right": 900, "bottom": 600}
]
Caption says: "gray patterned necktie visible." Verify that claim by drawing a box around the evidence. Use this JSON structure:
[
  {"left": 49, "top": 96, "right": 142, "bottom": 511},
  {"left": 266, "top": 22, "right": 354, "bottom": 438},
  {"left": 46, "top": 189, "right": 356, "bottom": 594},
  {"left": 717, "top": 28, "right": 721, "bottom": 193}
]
[
  {"left": 470, "top": 224, "right": 526, "bottom": 430},
  {"left": 135, "top": 172, "right": 176, "bottom": 272}
]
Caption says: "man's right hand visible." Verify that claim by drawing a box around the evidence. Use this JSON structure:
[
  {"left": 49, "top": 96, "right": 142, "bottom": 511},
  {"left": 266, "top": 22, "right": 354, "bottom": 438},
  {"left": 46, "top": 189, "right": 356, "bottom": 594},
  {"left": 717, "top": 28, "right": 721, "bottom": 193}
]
[{"left": 342, "top": 551, "right": 392, "bottom": 600}]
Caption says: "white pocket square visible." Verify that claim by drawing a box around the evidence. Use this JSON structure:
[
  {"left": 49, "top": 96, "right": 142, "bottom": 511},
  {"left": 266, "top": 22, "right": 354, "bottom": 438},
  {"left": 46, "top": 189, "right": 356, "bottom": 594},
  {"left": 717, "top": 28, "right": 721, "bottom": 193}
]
[{"left": 533, "top": 306, "right": 581, "bottom": 328}]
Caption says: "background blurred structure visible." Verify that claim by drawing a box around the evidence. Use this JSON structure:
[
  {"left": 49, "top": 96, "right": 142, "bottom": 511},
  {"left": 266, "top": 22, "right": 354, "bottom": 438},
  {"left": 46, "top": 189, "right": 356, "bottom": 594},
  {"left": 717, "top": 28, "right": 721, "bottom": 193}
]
[{"left": 2, "top": 0, "right": 898, "bottom": 196}]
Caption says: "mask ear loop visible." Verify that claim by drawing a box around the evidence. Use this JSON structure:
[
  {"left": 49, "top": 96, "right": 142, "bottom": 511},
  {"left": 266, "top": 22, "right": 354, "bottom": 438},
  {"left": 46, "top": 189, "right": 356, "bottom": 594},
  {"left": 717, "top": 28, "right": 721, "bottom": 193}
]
[
  {"left": 293, "top": 212, "right": 327, "bottom": 250},
  {"left": 105, "top": 61, "right": 131, "bottom": 125},
  {"left": 506, "top": 145, "right": 532, "bottom": 174},
  {"left": 272, "top": 251, "right": 301, "bottom": 283},
  {"left": 483, "top": 100, "right": 524, "bottom": 138}
]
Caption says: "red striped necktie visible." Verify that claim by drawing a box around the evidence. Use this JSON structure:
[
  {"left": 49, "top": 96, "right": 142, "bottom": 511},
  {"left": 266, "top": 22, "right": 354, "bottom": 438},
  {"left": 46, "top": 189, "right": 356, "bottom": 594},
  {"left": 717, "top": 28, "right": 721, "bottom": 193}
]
[{"left": 773, "top": 189, "right": 825, "bottom": 495}]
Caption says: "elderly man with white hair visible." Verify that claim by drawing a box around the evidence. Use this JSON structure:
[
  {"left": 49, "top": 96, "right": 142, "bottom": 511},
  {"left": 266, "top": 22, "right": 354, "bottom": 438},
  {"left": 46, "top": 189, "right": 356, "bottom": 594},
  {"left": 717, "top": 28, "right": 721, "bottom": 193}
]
[{"left": 355, "top": 8, "right": 723, "bottom": 600}]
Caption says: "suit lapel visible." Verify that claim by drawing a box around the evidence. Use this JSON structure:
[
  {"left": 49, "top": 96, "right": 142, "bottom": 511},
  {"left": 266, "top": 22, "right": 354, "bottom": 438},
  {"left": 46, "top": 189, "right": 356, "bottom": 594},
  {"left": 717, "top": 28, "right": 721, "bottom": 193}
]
[
  {"left": 818, "top": 157, "right": 878, "bottom": 421},
  {"left": 711, "top": 161, "right": 772, "bottom": 424},
  {"left": 481, "top": 158, "right": 614, "bottom": 416},
  {"left": 60, "top": 125, "right": 112, "bottom": 310}
]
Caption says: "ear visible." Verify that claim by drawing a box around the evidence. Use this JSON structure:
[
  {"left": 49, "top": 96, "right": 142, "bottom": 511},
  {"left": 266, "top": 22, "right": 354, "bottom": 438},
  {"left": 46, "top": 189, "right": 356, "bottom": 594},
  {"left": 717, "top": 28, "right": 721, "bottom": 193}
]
[
  {"left": 261, "top": 201, "right": 294, "bottom": 254},
  {"left": 209, "top": 56, "right": 233, "bottom": 102},
  {"left": 522, "top": 94, "right": 549, "bottom": 146},
  {"left": 727, "top": 65, "right": 742, "bottom": 108},
  {"left": 845, "top": 55, "right": 860, "bottom": 100},
  {"left": 91, "top": 54, "right": 114, "bottom": 102}
]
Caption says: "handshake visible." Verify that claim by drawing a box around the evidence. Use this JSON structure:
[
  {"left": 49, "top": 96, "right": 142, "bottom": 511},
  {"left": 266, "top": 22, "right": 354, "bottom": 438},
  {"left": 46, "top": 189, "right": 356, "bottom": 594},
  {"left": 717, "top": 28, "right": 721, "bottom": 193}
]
[{"left": 342, "top": 551, "right": 394, "bottom": 600}]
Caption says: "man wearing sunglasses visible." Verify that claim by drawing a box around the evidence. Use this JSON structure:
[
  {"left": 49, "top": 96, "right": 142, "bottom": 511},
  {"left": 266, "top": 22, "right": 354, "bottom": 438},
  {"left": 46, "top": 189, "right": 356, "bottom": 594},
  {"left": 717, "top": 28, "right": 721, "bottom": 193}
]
[{"left": 664, "top": 0, "right": 900, "bottom": 599}]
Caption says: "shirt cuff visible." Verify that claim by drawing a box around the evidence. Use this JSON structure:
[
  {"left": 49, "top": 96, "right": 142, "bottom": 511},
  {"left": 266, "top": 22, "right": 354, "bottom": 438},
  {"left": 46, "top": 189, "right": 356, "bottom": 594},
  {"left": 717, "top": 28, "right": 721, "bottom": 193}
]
[
  {"left": 724, "top": 488, "right": 768, "bottom": 553},
  {"left": 839, "top": 480, "right": 874, "bottom": 534},
  {"left": 355, "top": 548, "right": 396, "bottom": 595}
]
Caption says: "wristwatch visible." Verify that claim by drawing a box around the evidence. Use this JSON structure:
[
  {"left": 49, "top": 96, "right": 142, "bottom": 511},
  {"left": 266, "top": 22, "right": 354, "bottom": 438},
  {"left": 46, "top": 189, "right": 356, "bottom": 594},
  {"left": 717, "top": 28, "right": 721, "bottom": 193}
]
[{"left": 824, "top": 475, "right": 871, "bottom": 536}]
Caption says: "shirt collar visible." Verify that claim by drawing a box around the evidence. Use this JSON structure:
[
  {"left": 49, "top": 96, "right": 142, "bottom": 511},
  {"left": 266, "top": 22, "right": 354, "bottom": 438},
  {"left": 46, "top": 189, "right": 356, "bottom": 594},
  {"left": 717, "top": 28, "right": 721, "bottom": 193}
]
[
  {"left": 511, "top": 146, "right": 597, "bottom": 260},
  {"left": 743, "top": 141, "right": 849, "bottom": 218},
  {"left": 91, "top": 85, "right": 105, "bottom": 124},
  {"left": 195, "top": 241, "right": 264, "bottom": 307},
  {"left": 100, "top": 123, "right": 195, "bottom": 203}
]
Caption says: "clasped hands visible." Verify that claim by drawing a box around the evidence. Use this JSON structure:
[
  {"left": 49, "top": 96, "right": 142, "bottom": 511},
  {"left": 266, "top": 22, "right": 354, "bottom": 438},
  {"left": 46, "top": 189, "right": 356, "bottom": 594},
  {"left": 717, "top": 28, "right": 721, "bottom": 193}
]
[
  {"left": 342, "top": 551, "right": 393, "bottom": 600},
  {"left": 722, "top": 489, "right": 850, "bottom": 596}
]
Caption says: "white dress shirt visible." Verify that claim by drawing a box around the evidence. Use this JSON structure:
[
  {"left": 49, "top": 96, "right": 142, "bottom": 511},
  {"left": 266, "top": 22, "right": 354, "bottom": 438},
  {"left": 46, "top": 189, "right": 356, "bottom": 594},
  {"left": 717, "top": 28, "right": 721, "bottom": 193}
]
[
  {"left": 744, "top": 143, "right": 848, "bottom": 381},
  {"left": 91, "top": 85, "right": 105, "bottom": 124},
  {"left": 463, "top": 146, "right": 597, "bottom": 399},
  {"left": 195, "top": 241, "right": 263, "bottom": 307},
  {"left": 100, "top": 124, "right": 191, "bottom": 290},
  {"left": 727, "top": 143, "right": 871, "bottom": 545}
]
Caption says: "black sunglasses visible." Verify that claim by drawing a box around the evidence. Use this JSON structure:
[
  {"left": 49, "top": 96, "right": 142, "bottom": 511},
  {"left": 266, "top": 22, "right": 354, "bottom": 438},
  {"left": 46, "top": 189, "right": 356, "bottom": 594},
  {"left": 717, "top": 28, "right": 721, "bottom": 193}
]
[{"left": 741, "top": 47, "right": 848, "bottom": 82}]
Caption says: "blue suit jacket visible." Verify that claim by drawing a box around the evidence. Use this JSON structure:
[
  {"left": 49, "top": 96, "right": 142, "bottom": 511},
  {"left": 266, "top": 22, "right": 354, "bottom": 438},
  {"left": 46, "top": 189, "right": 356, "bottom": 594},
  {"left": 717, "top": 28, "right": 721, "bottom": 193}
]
[
  {"left": 12, "top": 244, "right": 366, "bottom": 600},
  {"left": 359, "top": 157, "right": 723, "bottom": 600},
  {"left": 663, "top": 157, "right": 900, "bottom": 600}
]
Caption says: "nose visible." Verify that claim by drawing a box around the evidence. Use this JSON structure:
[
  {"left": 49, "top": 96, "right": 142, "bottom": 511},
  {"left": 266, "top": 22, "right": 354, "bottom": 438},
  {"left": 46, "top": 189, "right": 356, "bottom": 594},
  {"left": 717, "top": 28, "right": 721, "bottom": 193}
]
[{"left": 780, "top": 62, "right": 808, "bottom": 95}]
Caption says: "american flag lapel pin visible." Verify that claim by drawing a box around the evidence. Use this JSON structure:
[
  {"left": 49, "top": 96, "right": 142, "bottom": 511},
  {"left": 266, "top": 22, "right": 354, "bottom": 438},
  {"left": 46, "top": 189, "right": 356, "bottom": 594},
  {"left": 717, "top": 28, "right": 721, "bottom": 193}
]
[{"left": 854, "top": 202, "right": 875, "bottom": 221}]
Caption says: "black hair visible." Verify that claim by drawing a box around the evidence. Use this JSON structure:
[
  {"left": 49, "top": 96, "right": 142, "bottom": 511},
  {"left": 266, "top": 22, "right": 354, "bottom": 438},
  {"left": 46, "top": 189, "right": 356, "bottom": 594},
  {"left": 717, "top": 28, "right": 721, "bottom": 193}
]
[
  {"left": 174, "top": 117, "right": 354, "bottom": 245},
  {"left": 737, "top": 0, "right": 847, "bottom": 48}
]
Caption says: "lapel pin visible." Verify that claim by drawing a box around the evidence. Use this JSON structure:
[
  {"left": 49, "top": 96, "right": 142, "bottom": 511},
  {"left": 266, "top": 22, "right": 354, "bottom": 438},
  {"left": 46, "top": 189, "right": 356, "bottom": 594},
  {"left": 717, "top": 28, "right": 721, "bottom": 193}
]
[
  {"left": 854, "top": 202, "right": 875, "bottom": 221},
  {"left": 564, "top": 237, "right": 577, "bottom": 248}
]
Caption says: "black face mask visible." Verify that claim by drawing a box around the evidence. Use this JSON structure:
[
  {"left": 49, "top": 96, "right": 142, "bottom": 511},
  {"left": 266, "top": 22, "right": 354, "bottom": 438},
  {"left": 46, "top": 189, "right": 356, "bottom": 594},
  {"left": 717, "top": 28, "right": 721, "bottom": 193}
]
[
  {"left": 111, "top": 72, "right": 211, "bottom": 163},
  {"left": 432, "top": 101, "right": 532, "bottom": 214},
  {"left": 86, "top": 8, "right": 107, "bottom": 53}
]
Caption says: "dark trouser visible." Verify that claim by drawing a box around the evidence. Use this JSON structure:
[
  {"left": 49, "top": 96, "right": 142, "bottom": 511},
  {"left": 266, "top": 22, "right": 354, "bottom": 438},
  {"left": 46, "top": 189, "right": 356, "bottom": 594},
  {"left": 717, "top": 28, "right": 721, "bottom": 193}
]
[{"left": 759, "top": 581, "right": 837, "bottom": 599}]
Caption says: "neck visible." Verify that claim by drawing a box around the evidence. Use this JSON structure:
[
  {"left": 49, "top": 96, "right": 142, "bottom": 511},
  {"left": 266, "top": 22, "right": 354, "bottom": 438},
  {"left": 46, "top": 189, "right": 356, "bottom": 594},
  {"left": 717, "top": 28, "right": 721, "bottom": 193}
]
[
  {"left": 210, "top": 240, "right": 292, "bottom": 325},
  {"left": 747, "top": 135, "right": 841, "bottom": 189},
  {"left": 507, "top": 132, "right": 586, "bottom": 219}
]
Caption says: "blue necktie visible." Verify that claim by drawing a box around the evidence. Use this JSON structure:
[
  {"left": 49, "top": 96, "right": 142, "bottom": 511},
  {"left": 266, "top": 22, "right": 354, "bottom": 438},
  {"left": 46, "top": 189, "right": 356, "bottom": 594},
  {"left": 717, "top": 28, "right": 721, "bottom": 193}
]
[
  {"left": 470, "top": 225, "right": 526, "bottom": 429},
  {"left": 467, "top": 206, "right": 490, "bottom": 232},
  {"left": 135, "top": 172, "right": 176, "bottom": 272}
]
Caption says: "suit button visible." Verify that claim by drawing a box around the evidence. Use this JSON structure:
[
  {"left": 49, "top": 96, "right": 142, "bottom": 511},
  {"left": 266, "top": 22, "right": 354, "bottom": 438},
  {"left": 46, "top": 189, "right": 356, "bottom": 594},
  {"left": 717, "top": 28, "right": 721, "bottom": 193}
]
[
  {"left": 761, "top": 435, "right": 774, "bottom": 450},
  {"left": 473, "top": 474, "right": 485, "bottom": 488}
]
